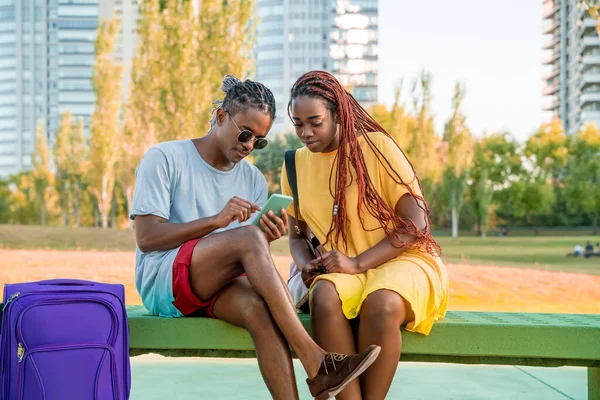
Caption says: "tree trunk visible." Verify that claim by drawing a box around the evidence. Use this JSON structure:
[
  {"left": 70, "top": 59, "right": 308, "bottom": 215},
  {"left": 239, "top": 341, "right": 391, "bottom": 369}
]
[
  {"left": 62, "top": 210, "right": 67, "bottom": 227},
  {"left": 111, "top": 194, "right": 117, "bottom": 228},
  {"left": 40, "top": 201, "right": 46, "bottom": 226},
  {"left": 74, "top": 206, "right": 80, "bottom": 227},
  {"left": 476, "top": 216, "right": 482, "bottom": 237},
  {"left": 593, "top": 214, "right": 598, "bottom": 236},
  {"left": 451, "top": 206, "right": 458, "bottom": 238},
  {"left": 94, "top": 206, "right": 99, "bottom": 227},
  {"left": 101, "top": 212, "right": 109, "bottom": 229}
]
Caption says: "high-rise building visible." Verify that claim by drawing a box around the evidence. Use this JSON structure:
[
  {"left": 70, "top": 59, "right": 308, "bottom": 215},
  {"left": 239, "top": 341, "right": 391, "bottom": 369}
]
[
  {"left": 100, "top": 0, "right": 139, "bottom": 105},
  {"left": 0, "top": 0, "right": 140, "bottom": 179},
  {"left": 542, "top": 0, "right": 600, "bottom": 132},
  {"left": 255, "top": 0, "right": 378, "bottom": 134},
  {"left": 330, "top": 0, "right": 378, "bottom": 109},
  {"left": 0, "top": 0, "right": 99, "bottom": 179}
]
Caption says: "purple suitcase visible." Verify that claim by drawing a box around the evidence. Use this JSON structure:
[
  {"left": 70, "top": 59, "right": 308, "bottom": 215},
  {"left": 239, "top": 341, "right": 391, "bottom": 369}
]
[{"left": 0, "top": 279, "right": 131, "bottom": 400}]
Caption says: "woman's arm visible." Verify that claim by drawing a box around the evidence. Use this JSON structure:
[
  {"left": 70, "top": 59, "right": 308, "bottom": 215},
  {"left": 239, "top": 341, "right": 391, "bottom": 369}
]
[
  {"left": 355, "top": 194, "right": 428, "bottom": 272},
  {"left": 319, "top": 194, "right": 428, "bottom": 274},
  {"left": 288, "top": 214, "right": 318, "bottom": 270}
]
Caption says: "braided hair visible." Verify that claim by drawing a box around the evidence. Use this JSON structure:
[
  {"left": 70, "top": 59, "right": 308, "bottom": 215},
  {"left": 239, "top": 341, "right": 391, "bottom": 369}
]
[
  {"left": 211, "top": 75, "right": 276, "bottom": 126},
  {"left": 288, "top": 71, "right": 441, "bottom": 256}
]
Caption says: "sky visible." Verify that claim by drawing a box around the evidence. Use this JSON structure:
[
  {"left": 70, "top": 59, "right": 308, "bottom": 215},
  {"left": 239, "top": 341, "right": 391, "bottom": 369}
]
[{"left": 377, "top": 0, "right": 544, "bottom": 142}]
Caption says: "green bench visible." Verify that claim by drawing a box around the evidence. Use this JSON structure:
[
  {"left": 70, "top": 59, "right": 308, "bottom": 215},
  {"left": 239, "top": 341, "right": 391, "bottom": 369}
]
[
  {"left": 126, "top": 306, "right": 600, "bottom": 399},
  {"left": 1, "top": 305, "right": 599, "bottom": 397}
]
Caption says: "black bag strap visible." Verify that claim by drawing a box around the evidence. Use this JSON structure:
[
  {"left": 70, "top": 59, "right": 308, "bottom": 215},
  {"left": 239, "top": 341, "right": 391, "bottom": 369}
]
[
  {"left": 284, "top": 149, "right": 300, "bottom": 233},
  {"left": 285, "top": 149, "right": 321, "bottom": 257}
]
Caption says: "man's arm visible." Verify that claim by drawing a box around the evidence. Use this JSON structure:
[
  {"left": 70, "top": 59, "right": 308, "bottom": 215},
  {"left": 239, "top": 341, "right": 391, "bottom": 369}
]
[
  {"left": 135, "top": 196, "right": 261, "bottom": 253},
  {"left": 135, "top": 215, "right": 219, "bottom": 253}
]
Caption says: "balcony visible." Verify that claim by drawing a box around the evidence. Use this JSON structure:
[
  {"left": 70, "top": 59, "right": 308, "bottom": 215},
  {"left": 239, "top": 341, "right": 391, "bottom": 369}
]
[
  {"left": 580, "top": 92, "right": 600, "bottom": 104},
  {"left": 542, "top": 97, "right": 560, "bottom": 111},
  {"left": 542, "top": 50, "right": 560, "bottom": 65},
  {"left": 542, "top": 83, "right": 559, "bottom": 96},
  {"left": 580, "top": 110, "right": 600, "bottom": 121},
  {"left": 582, "top": 36, "right": 600, "bottom": 49},
  {"left": 581, "top": 55, "right": 600, "bottom": 65},
  {"left": 578, "top": 18, "right": 598, "bottom": 38},
  {"left": 542, "top": 36, "right": 559, "bottom": 50},
  {"left": 542, "top": 2, "right": 559, "bottom": 19},
  {"left": 542, "top": 20, "right": 559, "bottom": 35},
  {"left": 543, "top": 67, "right": 560, "bottom": 81},
  {"left": 579, "top": 74, "right": 600, "bottom": 90}
]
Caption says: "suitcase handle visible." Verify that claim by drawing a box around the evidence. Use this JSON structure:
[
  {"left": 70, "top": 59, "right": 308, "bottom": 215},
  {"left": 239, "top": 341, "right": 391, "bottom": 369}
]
[{"left": 37, "top": 279, "right": 95, "bottom": 286}]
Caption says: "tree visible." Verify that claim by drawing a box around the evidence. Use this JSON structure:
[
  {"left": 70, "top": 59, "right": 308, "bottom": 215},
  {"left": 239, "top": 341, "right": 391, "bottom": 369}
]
[
  {"left": 53, "top": 112, "right": 74, "bottom": 226},
  {"left": 439, "top": 83, "right": 473, "bottom": 237},
  {"left": 524, "top": 119, "right": 569, "bottom": 183},
  {"left": 119, "top": 0, "right": 258, "bottom": 224},
  {"left": 470, "top": 132, "right": 523, "bottom": 235},
  {"left": 407, "top": 70, "right": 442, "bottom": 199},
  {"left": 564, "top": 123, "right": 600, "bottom": 233},
  {"left": 70, "top": 117, "right": 88, "bottom": 227},
  {"left": 7, "top": 172, "right": 39, "bottom": 224},
  {"left": 89, "top": 17, "right": 123, "bottom": 228},
  {"left": 253, "top": 133, "right": 302, "bottom": 194},
  {"left": 31, "top": 121, "right": 53, "bottom": 225},
  {"left": 127, "top": 0, "right": 257, "bottom": 144},
  {"left": 0, "top": 179, "right": 10, "bottom": 223},
  {"left": 469, "top": 141, "right": 493, "bottom": 237}
]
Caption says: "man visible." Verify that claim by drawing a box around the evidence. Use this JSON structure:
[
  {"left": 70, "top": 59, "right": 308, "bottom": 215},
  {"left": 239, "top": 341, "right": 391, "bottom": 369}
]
[{"left": 130, "top": 76, "right": 380, "bottom": 400}]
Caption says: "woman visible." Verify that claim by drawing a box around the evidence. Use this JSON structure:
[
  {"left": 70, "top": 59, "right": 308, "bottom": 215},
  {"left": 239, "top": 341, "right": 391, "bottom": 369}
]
[{"left": 282, "top": 71, "right": 449, "bottom": 399}]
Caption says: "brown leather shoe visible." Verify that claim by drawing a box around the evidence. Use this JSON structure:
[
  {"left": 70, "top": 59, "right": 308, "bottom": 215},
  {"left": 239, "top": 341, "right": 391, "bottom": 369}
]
[{"left": 306, "top": 344, "right": 381, "bottom": 400}]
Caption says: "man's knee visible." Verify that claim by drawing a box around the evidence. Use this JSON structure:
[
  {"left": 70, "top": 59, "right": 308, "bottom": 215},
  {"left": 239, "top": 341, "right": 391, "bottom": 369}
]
[
  {"left": 310, "top": 280, "right": 342, "bottom": 315},
  {"left": 361, "top": 290, "right": 407, "bottom": 324},
  {"left": 236, "top": 225, "right": 269, "bottom": 249}
]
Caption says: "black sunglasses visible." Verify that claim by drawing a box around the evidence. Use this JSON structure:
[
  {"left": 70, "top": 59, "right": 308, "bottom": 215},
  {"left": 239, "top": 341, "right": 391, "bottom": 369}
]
[{"left": 227, "top": 111, "right": 268, "bottom": 150}]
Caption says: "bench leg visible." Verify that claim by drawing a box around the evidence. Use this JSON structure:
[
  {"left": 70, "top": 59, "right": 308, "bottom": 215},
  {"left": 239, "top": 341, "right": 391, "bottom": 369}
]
[{"left": 590, "top": 367, "right": 600, "bottom": 400}]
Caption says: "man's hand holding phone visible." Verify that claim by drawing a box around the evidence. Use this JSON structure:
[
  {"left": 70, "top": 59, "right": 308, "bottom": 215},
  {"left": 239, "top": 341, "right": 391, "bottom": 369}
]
[{"left": 259, "top": 209, "right": 288, "bottom": 242}]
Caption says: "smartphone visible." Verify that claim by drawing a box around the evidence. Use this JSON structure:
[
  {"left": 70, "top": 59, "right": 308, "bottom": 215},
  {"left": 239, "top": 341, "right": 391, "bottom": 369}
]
[{"left": 252, "top": 194, "right": 294, "bottom": 227}]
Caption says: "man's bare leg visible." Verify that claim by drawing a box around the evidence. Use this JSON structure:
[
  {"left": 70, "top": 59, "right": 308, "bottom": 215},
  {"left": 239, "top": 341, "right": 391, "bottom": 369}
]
[
  {"left": 212, "top": 276, "right": 299, "bottom": 400},
  {"left": 188, "top": 225, "right": 324, "bottom": 377}
]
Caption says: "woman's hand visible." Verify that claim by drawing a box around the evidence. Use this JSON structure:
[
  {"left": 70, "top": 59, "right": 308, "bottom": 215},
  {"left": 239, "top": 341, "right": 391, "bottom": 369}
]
[
  {"left": 318, "top": 250, "right": 362, "bottom": 274},
  {"left": 301, "top": 259, "right": 321, "bottom": 287}
]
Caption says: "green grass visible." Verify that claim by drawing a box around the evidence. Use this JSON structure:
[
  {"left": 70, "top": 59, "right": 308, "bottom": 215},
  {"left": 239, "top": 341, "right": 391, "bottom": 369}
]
[
  {"left": 1, "top": 225, "right": 598, "bottom": 275},
  {"left": 434, "top": 236, "right": 600, "bottom": 275},
  {"left": 0, "top": 224, "right": 137, "bottom": 252}
]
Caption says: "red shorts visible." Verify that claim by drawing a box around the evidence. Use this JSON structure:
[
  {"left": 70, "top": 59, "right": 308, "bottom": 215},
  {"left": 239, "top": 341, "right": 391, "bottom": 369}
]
[{"left": 172, "top": 238, "right": 244, "bottom": 318}]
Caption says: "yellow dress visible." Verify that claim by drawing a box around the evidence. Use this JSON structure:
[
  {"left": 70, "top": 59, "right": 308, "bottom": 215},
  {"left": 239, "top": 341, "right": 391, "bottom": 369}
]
[{"left": 281, "top": 132, "right": 449, "bottom": 335}]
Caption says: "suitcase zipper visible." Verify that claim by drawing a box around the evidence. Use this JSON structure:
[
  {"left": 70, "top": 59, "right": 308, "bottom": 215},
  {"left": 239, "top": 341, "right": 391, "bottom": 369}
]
[{"left": 16, "top": 343, "right": 120, "bottom": 400}]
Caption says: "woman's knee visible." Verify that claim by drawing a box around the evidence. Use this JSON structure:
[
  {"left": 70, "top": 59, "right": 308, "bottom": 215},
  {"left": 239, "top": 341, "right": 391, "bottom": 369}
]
[
  {"left": 361, "top": 290, "right": 407, "bottom": 325},
  {"left": 310, "top": 280, "right": 343, "bottom": 315}
]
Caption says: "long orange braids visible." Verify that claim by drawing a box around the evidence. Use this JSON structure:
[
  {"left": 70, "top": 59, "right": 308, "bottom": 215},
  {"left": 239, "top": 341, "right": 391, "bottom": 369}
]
[{"left": 288, "top": 71, "right": 441, "bottom": 257}]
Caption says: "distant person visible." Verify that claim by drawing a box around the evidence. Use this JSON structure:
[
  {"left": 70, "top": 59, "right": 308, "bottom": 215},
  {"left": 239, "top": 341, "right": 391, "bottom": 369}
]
[
  {"left": 595, "top": 243, "right": 600, "bottom": 256},
  {"left": 567, "top": 244, "right": 583, "bottom": 257},
  {"left": 501, "top": 228, "right": 508, "bottom": 237},
  {"left": 130, "top": 75, "right": 380, "bottom": 400},
  {"left": 585, "top": 241, "right": 595, "bottom": 258}
]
